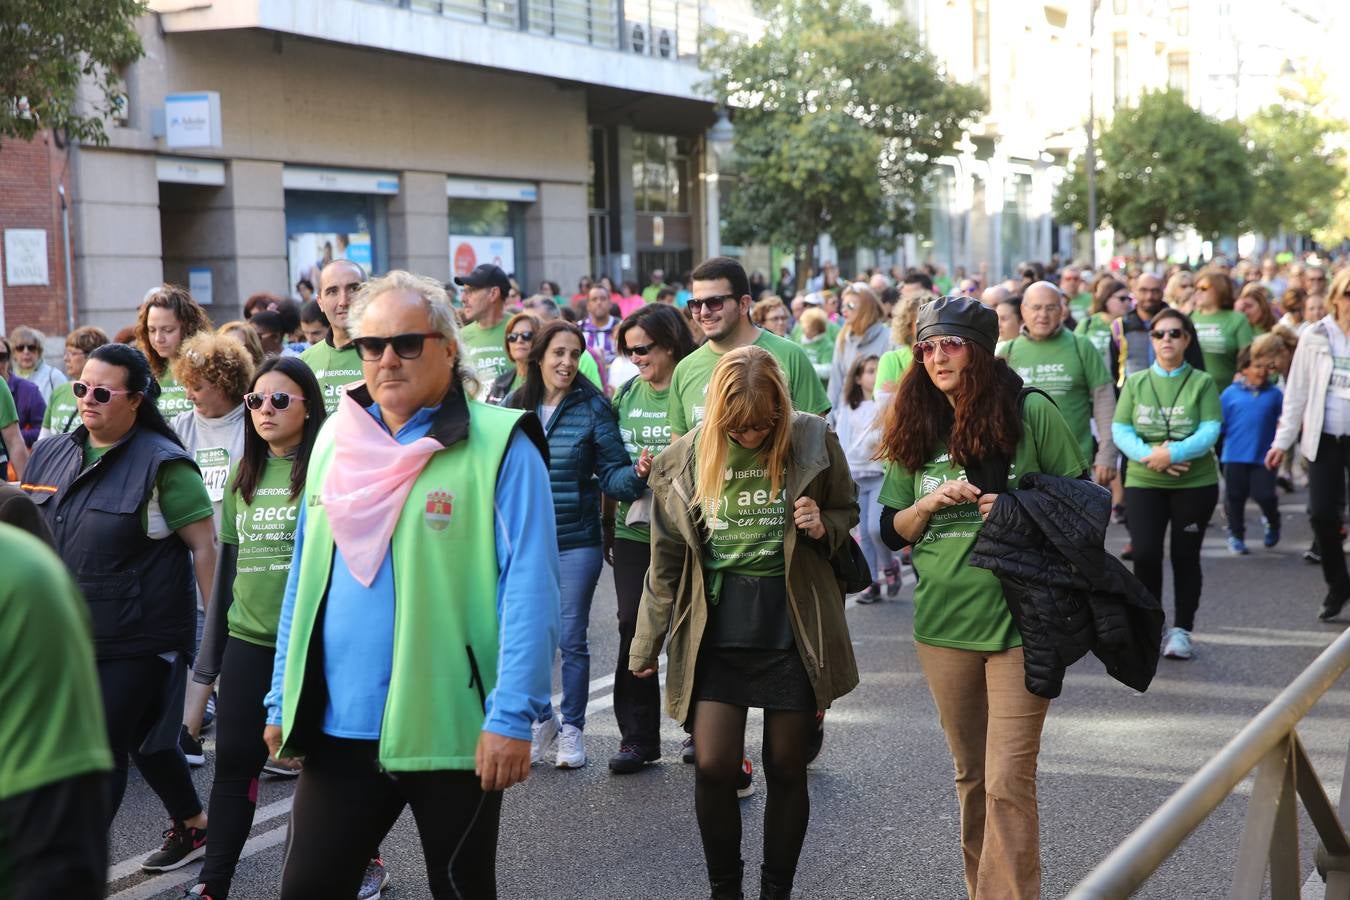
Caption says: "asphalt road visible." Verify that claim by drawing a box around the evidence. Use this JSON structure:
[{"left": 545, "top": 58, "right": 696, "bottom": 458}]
[{"left": 105, "top": 490, "right": 1347, "bottom": 899}]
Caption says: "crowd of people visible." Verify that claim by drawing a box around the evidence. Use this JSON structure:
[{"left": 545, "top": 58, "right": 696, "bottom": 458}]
[{"left": 0, "top": 247, "right": 1345, "bottom": 900}]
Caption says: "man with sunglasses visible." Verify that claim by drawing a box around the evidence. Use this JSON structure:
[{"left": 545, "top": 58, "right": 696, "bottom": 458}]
[
  {"left": 301, "top": 258, "right": 367, "bottom": 414},
  {"left": 668, "top": 257, "right": 829, "bottom": 440},
  {"left": 455, "top": 263, "right": 514, "bottom": 399},
  {"left": 1108, "top": 272, "right": 1172, "bottom": 385}
]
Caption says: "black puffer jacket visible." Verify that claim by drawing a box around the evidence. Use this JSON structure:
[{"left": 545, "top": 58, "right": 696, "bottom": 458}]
[{"left": 969, "top": 472, "right": 1163, "bottom": 699}]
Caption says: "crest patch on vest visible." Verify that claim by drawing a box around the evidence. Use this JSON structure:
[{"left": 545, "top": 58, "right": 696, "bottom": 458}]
[{"left": 425, "top": 490, "right": 454, "bottom": 531}]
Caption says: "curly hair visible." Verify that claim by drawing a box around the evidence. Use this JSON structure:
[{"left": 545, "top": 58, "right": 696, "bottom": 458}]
[
  {"left": 135, "top": 284, "right": 213, "bottom": 376},
  {"left": 877, "top": 342, "right": 1023, "bottom": 472},
  {"left": 171, "top": 331, "right": 255, "bottom": 405}
]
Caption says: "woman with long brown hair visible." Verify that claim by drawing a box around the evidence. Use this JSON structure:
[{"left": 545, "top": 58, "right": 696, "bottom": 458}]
[
  {"left": 631, "top": 345, "right": 858, "bottom": 900},
  {"left": 876, "top": 297, "right": 1085, "bottom": 900},
  {"left": 135, "top": 284, "right": 214, "bottom": 419}
]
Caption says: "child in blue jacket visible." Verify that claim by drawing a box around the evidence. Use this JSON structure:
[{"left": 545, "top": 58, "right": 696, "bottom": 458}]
[{"left": 1220, "top": 346, "right": 1284, "bottom": 554}]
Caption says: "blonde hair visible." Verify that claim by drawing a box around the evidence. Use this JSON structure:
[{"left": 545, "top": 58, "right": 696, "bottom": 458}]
[
  {"left": 799, "top": 307, "right": 828, "bottom": 339},
  {"left": 837, "top": 283, "right": 883, "bottom": 348},
  {"left": 890, "top": 294, "right": 921, "bottom": 347},
  {"left": 693, "top": 346, "right": 792, "bottom": 520},
  {"left": 217, "top": 320, "right": 266, "bottom": 366}
]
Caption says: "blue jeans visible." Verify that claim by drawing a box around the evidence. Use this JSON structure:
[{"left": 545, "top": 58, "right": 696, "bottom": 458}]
[
  {"left": 539, "top": 544, "right": 604, "bottom": 730},
  {"left": 854, "top": 472, "right": 892, "bottom": 579}
]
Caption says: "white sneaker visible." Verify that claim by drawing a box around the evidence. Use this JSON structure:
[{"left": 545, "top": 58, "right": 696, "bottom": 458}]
[
  {"left": 531, "top": 715, "right": 560, "bottom": 766},
  {"left": 1162, "top": 627, "right": 1194, "bottom": 660},
  {"left": 555, "top": 724, "right": 587, "bottom": 769}
]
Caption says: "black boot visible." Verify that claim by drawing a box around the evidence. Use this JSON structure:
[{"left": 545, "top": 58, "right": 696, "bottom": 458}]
[
  {"left": 759, "top": 866, "right": 793, "bottom": 900},
  {"left": 710, "top": 862, "right": 744, "bottom": 900}
]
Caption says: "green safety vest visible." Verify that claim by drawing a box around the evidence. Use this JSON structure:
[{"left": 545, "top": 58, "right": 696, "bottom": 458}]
[{"left": 282, "top": 399, "right": 523, "bottom": 771}]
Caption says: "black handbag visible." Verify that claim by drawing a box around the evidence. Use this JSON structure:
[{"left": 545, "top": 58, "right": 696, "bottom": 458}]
[{"left": 830, "top": 534, "right": 874, "bottom": 594}]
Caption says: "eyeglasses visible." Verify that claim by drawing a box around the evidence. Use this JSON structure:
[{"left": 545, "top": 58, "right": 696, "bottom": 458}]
[
  {"left": 728, "top": 418, "right": 779, "bottom": 435},
  {"left": 351, "top": 332, "right": 445, "bottom": 361},
  {"left": 506, "top": 331, "right": 535, "bottom": 344},
  {"left": 244, "top": 391, "right": 304, "bottom": 411},
  {"left": 13, "top": 344, "right": 38, "bottom": 353},
  {"left": 844, "top": 301, "right": 857, "bottom": 311},
  {"left": 687, "top": 294, "right": 737, "bottom": 313},
  {"left": 72, "top": 381, "right": 136, "bottom": 404},
  {"left": 625, "top": 342, "right": 656, "bottom": 357},
  {"left": 1150, "top": 328, "right": 1185, "bottom": 340},
  {"left": 912, "top": 336, "right": 970, "bottom": 362}
]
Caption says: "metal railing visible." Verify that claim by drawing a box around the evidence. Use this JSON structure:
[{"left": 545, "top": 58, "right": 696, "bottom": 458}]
[{"left": 1067, "top": 627, "right": 1350, "bottom": 899}]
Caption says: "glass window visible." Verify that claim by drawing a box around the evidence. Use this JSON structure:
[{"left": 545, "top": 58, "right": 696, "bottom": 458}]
[
  {"left": 1168, "top": 52, "right": 1189, "bottom": 101},
  {"left": 972, "top": 0, "right": 990, "bottom": 99},
  {"left": 1113, "top": 33, "right": 1129, "bottom": 107},
  {"left": 632, "top": 131, "right": 692, "bottom": 214},
  {"left": 645, "top": 134, "right": 669, "bottom": 213}
]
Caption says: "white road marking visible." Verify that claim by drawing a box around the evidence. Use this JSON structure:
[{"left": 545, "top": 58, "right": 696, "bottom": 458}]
[{"left": 108, "top": 824, "right": 288, "bottom": 899}]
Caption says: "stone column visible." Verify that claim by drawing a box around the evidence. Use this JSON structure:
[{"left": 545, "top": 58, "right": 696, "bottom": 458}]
[{"left": 388, "top": 171, "right": 449, "bottom": 282}]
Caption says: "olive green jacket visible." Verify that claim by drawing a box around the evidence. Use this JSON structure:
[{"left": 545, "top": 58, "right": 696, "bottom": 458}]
[{"left": 629, "top": 412, "right": 860, "bottom": 724}]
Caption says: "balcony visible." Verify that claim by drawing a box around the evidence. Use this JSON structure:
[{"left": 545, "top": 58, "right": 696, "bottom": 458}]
[{"left": 149, "top": 0, "right": 705, "bottom": 99}]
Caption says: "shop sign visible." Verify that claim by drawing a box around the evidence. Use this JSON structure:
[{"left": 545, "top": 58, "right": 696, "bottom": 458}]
[
  {"left": 284, "top": 167, "right": 400, "bottom": 195},
  {"left": 189, "top": 268, "right": 213, "bottom": 306},
  {"left": 289, "top": 233, "right": 373, "bottom": 292},
  {"left": 446, "top": 178, "right": 537, "bottom": 202},
  {"left": 156, "top": 156, "right": 226, "bottom": 186},
  {"left": 4, "top": 229, "right": 48, "bottom": 286},
  {"left": 165, "top": 92, "right": 222, "bottom": 149},
  {"left": 450, "top": 235, "right": 516, "bottom": 276}
]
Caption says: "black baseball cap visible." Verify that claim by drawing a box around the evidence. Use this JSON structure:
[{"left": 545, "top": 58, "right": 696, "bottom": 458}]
[
  {"left": 453, "top": 264, "right": 512, "bottom": 298},
  {"left": 916, "top": 295, "right": 998, "bottom": 354}
]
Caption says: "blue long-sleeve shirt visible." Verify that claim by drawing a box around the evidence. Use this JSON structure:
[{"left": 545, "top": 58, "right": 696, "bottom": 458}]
[
  {"left": 264, "top": 405, "right": 561, "bottom": 742},
  {"left": 1111, "top": 362, "right": 1222, "bottom": 464},
  {"left": 1219, "top": 381, "right": 1283, "bottom": 465}
]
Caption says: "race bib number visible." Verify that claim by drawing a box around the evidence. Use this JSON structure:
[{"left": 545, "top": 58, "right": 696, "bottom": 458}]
[
  {"left": 196, "top": 447, "right": 231, "bottom": 503},
  {"left": 1333, "top": 357, "right": 1350, "bottom": 401}
]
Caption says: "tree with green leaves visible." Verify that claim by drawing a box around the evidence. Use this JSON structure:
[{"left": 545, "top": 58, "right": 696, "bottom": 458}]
[
  {"left": 1055, "top": 89, "right": 1251, "bottom": 249},
  {"left": 703, "top": 0, "right": 984, "bottom": 282},
  {"left": 0, "top": 0, "right": 145, "bottom": 147},
  {"left": 1243, "top": 104, "right": 1345, "bottom": 239}
]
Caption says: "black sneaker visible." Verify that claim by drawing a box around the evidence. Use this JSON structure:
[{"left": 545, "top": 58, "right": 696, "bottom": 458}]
[
  {"left": 179, "top": 725, "right": 205, "bottom": 767},
  {"left": 1319, "top": 592, "right": 1348, "bottom": 622},
  {"left": 142, "top": 821, "right": 208, "bottom": 872},
  {"left": 856, "top": 583, "right": 882, "bottom": 605},
  {"left": 1111, "top": 503, "right": 1127, "bottom": 525},
  {"left": 1120, "top": 543, "right": 1134, "bottom": 561},
  {"left": 806, "top": 711, "right": 825, "bottom": 765},
  {"left": 200, "top": 691, "right": 217, "bottom": 733},
  {"left": 736, "top": 757, "right": 755, "bottom": 799},
  {"left": 1305, "top": 547, "right": 1323, "bottom": 565},
  {"left": 680, "top": 735, "right": 696, "bottom": 764},
  {"left": 608, "top": 743, "right": 660, "bottom": 774}
]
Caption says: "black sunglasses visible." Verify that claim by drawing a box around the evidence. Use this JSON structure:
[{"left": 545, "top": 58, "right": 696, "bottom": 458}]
[
  {"left": 1150, "top": 328, "right": 1185, "bottom": 340},
  {"left": 506, "top": 331, "right": 534, "bottom": 344},
  {"left": 351, "top": 332, "right": 444, "bottom": 361},
  {"left": 626, "top": 342, "right": 656, "bottom": 357},
  {"left": 244, "top": 391, "right": 304, "bottom": 411},
  {"left": 687, "top": 294, "right": 737, "bottom": 313},
  {"left": 13, "top": 344, "right": 39, "bottom": 353}
]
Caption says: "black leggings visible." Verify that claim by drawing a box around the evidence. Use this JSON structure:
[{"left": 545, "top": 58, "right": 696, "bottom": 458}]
[
  {"left": 1223, "top": 463, "right": 1279, "bottom": 540},
  {"left": 692, "top": 700, "right": 817, "bottom": 890},
  {"left": 200, "top": 637, "right": 274, "bottom": 898},
  {"left": 0, "top": 772, "right": 108, "bottom": 900},
  {"left": 1125, "top": 484, "right": 1219, "bottom": 631},
  {"left": 613, "top": 538, "right": 661, "bottom": 750},
  {"left": 280, "top": 736, "right": 502, "bottom": 899},
  {"left": 98, "top": 655, "right": 203, "bottom": 826},
  {"left": 1309, "top": 433, "right": 1350, "bottom": 597}
]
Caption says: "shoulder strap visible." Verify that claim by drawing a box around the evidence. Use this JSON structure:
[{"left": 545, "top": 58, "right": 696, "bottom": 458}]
[
  {"left": 614, "top": 374, "right": 641, "bottom": 409},
  {"left": 1020, "top": 385, "right": 1056, "bottom": 410}
]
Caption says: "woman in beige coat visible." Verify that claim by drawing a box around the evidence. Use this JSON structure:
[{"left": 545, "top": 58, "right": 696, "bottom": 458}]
[{"left": 630, "top": 345, "right": 859, "bottom": 900}]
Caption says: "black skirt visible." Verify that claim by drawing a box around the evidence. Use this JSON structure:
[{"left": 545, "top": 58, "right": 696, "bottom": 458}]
[{"left": 692, "top": 646, "right": 816, "bottom": 712}]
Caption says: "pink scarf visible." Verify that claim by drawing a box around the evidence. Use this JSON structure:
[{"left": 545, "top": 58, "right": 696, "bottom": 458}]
[{"left": 320, "top": 392, "right": 442, "bottom": 586}]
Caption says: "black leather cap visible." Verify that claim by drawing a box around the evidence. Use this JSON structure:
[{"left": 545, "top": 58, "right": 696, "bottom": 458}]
[{"left": 915, "top": 295, "right": 998, "bottom": 354}]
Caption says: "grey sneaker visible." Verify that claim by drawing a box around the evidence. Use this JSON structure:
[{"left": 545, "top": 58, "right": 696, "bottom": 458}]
[
  {"left": 555, "top": 724, "right": 587, "bottom": 769},
  {"left": 1161, "top": 627, "right": 1194, "bottom": 660},
  {"left": 531, "top": 715, "right": 560, "bottom": 765},
  {"left": 358, "top": 857, "right": 390, "bottom": 899}
]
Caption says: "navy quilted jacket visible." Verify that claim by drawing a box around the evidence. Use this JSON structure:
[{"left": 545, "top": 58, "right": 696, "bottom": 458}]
[{"left": 531, "top": 381, "right": 646, "bottom": 551}]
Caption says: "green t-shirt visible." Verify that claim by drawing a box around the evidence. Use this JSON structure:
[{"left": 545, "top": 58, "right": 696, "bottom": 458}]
[
  {"left": 42, "top": 380, "right": 81, "bottom": 435},
  {"left": 613, "top": 378, "right": 671, "bottom": 544},
  {"left": 0, "top": 378, "right": 16, "bottom": 430},
  {"left": 156, "top": 370, "right": 195, "bottom": 419},
  {"left": 879, "top": 393, "right": 1086, "bottom": 651},
  {"left": 1068, "top": 291, "right": 1094, "bottom": 321},
  {"left": 876, "top": 346, "right": 913, "bottom": 392},
  {"left": 1190, "top": 310, "right": 1253, "bottom": 390},
  {"left": 83, "top": 444, "right": 213, "bottom": 534},
  {"left": 1074, "top": 313, "right": 1114, "bottom": 370},
  {"left": 0, "top": 525, "right": 113, "bottom": 800},
  {"left": 300, "top": 339, "right": 364, "bottom": 415},
  {"left": 220, "top": 458, "right": 301, "bottom": 647},
  {"left": 578, "top": 348, "right": 603, "bottom": 391},
  {"left": 460, "top": 320, "right": 511, "bottom": 395},
  {"left": 703, "top": 438, "right": 787, "bottom": 578},
  {"left": 669, "top": 329, "right": 830, "bottom": 436},
  {"left": 999, "top": 328, "right": 1112, "bottom": 463},
  {"left": 1114, "top": 365, "right": 1221, "bottom": 490},
  {"left": 790, "top": 320, "right": 841, "bottom": 344}
]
